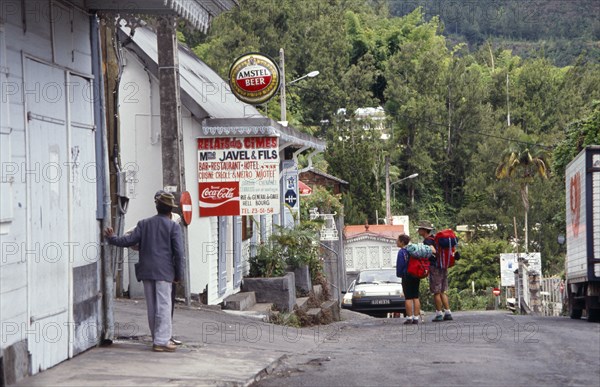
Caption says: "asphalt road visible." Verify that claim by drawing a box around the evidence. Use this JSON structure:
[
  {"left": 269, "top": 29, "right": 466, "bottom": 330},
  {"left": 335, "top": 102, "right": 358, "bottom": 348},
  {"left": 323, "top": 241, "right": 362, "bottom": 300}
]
[{"left": 255, "top": 311, "right": 600, "bottom": 387}]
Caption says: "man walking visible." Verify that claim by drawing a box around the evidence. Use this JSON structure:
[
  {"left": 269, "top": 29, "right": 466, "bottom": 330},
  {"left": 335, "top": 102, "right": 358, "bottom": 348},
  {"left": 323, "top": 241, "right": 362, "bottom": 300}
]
[
  {"left": 417, "top": 220, "right": 453, "bottom": 322},
  {"left": 105, "top": 192, "right": 184, "bottom": 352}
]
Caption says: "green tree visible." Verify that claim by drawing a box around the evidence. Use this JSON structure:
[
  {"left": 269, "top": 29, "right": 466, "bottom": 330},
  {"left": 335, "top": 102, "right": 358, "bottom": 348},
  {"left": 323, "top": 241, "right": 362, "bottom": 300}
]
[
  {"left": 448, "top": 238, "right": 508, "bottom": 290},
  {"left": 495, "top": 146, "right": 549, "bottom": 251}
]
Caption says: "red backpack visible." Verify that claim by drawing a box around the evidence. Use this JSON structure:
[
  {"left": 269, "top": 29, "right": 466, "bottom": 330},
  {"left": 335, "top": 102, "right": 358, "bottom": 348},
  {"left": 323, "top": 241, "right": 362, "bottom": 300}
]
[
  {"left": 407, "top": 256, "right": 431, "bottom": 279},
  {"left": 434, "top": 229, "right": 458, "bottom": 269}
]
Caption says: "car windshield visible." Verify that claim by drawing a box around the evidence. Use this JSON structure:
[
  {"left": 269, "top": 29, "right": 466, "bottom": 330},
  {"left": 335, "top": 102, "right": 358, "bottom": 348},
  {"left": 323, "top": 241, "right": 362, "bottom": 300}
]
[{"left": 357, "top": 270, "right": 402, "bottom": 284}]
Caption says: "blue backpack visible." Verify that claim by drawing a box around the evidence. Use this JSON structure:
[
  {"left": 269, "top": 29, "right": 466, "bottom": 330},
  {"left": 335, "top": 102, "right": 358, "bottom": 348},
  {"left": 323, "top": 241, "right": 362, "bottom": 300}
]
[{"left": 406, "top": 243, "right": 433, "bottom": 259}]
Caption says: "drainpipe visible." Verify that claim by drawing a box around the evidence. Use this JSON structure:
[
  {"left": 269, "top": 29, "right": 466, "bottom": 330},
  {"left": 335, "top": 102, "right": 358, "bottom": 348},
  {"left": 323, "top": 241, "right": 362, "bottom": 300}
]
[{"left": 91, "top": 15, "right": 114, "bottom": 343}]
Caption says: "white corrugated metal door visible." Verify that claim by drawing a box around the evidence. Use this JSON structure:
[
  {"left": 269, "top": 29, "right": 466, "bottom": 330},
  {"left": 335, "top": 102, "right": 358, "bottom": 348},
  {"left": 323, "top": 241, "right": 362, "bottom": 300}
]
[{"left": 26, "top": 58, "right": 70, "bottom": 373}]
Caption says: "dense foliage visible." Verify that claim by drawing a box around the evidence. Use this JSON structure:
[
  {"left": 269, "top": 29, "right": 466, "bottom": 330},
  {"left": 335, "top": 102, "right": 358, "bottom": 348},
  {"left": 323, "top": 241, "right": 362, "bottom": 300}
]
[{"left": 186, "top": 0, "right": 600, "bottom": 281}]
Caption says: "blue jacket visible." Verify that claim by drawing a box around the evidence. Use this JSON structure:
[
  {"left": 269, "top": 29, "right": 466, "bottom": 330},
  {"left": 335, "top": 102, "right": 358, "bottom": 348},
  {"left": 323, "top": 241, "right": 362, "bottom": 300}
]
[
  {"left": 108, "top": 214, "right": 184, "bottom": 282},
  {"left": 396, "top": 248, "right": 410, "bottom": 277}
]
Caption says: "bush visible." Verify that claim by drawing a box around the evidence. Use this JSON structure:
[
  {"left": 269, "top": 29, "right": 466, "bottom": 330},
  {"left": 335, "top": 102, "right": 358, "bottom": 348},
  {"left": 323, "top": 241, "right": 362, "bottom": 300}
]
[
  {"left": 269, "top": 311, "right": 301, "bottom": 328},
  {"left": 249, "top": 222, "right": 321, "bottom": 278},
  {"left": 248, "top": 243, "right": 286, "bottom": 278},
  {"left": 417, "top": 280, "right": 495, "bottom": 311}
]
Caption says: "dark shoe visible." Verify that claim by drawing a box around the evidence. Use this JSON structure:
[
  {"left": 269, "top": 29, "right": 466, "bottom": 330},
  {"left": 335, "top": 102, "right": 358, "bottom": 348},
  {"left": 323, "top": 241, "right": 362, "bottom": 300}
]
[
  {"left": 403, "top": 319, "right": 414, "bottom": 325},
  {"left": 432, "top": 314, "right": 444, "bottom": 322},
  {"left": 443, "top": 314, "right": 453, "bottom": 321},
  {"left": 170, "top": 338, "right": 183, "bottom": 345},
  {"left": 412, "top": 318, "right": 420, "bottom": 324},
  {"left": 153, "top": 343, "right": 177, "bottom": 352}
]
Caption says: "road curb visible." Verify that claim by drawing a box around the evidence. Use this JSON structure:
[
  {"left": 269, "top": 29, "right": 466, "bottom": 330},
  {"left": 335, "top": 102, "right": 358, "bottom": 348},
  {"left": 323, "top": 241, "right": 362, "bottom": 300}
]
[{"left": 245, "top": 354, "right": 287, "bottom": 386}]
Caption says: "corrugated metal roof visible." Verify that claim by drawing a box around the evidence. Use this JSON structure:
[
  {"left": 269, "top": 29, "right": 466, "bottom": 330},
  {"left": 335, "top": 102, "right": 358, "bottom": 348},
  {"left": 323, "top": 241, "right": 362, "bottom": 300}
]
[
  {"left": 301, "top": 168, "right": 349, "bottom": 185},
  {"left": 345, "top": 224, "right": 405, "bottom": 240},
  {"left": 86, "top": 0, "right": 237, "bottom": 32},
  {"left": 121, "top": 26, "right": 260, "bottom": 120},
  {"left": 121, "top": 26, "right": 326, "bottom": 151},
  {"left": 202, "top": 118, "right": 326, "bottom": 151}
]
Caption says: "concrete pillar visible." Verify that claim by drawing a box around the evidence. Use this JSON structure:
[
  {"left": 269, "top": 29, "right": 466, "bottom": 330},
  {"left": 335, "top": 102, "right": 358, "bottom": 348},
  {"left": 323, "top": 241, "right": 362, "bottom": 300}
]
[
  {"left": 157, "top": 16, "right": 190, "bottom": 304},
  {"left": 529, "top": 272, "right": 541, "bottom": 315}
]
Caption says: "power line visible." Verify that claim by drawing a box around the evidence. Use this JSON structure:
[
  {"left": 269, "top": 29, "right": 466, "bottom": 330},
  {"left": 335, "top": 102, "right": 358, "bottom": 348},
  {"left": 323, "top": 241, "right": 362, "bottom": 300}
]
[{"left": 393, "top": 113, "right": 555, "bottom": 150}]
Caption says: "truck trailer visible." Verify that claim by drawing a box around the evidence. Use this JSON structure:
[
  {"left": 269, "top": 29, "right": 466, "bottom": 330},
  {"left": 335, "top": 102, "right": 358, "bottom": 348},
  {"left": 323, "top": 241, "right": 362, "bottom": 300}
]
[{"left": 565, "top": 146, "right": 600, "bottom": 321}]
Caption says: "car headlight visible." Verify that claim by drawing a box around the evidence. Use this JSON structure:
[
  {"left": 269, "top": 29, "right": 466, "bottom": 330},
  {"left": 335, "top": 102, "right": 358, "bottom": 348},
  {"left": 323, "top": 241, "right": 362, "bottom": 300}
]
[
  {"left": 342, "top": 297, "right": 353, "bottom": 305},
  {"left": 353, "top": 290, "right": 367, "bottom": 299}
]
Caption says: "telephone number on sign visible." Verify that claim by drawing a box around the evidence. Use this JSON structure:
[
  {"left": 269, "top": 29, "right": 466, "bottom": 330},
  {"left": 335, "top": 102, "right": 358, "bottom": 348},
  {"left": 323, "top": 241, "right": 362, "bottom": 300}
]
[{"left": 241, "top": 207, "right": 275, "bottom": 215}]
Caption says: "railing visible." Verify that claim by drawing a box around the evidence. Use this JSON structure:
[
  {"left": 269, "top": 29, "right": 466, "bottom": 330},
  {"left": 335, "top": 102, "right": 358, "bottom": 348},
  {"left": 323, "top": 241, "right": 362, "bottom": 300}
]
[
  {"left": 514, "top": 260, "right": 564, "bottom": 316},
  {"left": 540, "top": 277, "right": 564, "bottom": 317}
]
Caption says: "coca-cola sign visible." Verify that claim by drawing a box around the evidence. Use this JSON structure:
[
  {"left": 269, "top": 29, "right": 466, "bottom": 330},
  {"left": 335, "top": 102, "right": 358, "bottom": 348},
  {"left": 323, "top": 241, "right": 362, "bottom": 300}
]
[
  {"left": 229, "top": 53, "right": 280, "bottom": 105},
  {"left": 202, "top": 187, "right": 236, "bottom": 200},
  {"left": 199, "top": 182, "right": 240, "bottom": 217}
]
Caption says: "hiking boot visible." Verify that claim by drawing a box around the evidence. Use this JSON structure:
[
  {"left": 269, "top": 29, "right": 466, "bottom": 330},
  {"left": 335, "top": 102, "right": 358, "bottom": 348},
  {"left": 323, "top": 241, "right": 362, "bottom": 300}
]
[
  {"left": 152, "top": 343, "right": 177, "bottom": 352},
  {"left": 170, "top": 338, "right": 183, "bottom": 345},
  {"left": 431, "top": 314, "right": 444, "bottom": 322},
  {"left": 443, "top": 314, "right": 453, "bottom": 321},
  {"left": 403, "top": 319, "right": 414, "bottom": 325}
]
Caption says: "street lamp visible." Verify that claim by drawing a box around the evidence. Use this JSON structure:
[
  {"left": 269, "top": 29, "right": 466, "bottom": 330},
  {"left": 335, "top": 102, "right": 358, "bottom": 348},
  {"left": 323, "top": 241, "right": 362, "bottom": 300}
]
[
  {"left": 279, "top": 48, "right": 319, "bottom": 124},
  {"left": 386, "top": 173, "right": 419, "bottom": 224}
]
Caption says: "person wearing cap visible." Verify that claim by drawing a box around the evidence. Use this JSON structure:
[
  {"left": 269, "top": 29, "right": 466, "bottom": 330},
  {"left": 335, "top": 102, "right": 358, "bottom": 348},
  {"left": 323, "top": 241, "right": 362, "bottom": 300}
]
[
  {"left": 104, "top": 192, "right": 184, "bottom": 352},
  {"left": 417, "top": 220, "right": 452, "bottom": 322},
  {"left": 153, "top": 190, "right": 183, "bottom": 346}
]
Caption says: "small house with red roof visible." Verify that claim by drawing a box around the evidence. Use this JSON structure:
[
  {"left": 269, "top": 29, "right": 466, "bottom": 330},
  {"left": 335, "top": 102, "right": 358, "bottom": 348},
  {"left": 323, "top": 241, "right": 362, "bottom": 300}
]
[{"left": 344, "top": 223, "right": 405, "bottom": 272}]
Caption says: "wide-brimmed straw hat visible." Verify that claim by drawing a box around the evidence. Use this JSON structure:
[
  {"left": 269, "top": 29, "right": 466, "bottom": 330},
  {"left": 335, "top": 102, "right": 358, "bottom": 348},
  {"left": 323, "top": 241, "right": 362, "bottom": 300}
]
[
  {"left": 417, "top": 220, "right": 434, "bottom": 231},
  {"left": 156, "top": 192, "right": 178, "bottom": 208}
]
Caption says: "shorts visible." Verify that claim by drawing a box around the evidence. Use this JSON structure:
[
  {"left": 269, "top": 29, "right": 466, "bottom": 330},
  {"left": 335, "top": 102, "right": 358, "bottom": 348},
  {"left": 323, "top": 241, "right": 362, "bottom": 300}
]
[
  {"left": 402, "top": 274, "right": 421, "bottom": 299},
  {"left": 429, "top": 266, "right": 448, "bottom": 294}
]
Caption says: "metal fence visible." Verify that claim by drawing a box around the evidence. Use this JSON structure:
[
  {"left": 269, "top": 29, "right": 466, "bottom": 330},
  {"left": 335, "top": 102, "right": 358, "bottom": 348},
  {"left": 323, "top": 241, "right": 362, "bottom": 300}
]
[{"left": 540, "top": 277, "right": 564, "bottom": 317}]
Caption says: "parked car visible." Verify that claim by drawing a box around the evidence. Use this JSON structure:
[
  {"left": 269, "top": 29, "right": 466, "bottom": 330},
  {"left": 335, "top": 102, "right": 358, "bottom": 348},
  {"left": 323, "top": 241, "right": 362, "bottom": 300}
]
[
  {"left": 342, "top": 268, "right": 405, "bottom": 317},
  {"left": 341, "top": 280, "right": 355, "bottom": 309}
]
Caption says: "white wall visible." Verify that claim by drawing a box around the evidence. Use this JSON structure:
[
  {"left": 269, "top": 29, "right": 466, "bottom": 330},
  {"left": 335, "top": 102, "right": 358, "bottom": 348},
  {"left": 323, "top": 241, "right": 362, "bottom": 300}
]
[
  {"left": 344, "top": 238, "right": 398, "bottom": 271},
  {"left": 182, "top": 111, "right": 215, "bottom": 298}
]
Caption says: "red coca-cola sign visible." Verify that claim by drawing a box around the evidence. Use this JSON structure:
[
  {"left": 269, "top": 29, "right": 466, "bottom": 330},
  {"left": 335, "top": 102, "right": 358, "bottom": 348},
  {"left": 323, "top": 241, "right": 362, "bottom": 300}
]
[{"left": 199, "top": 182, "right": 240, "bottom": 217}]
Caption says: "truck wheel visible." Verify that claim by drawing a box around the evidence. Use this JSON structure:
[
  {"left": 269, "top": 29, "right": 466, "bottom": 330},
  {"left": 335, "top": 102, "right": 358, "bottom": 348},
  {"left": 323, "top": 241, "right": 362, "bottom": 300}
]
[
  {"left": 569, "top": 293, "right": 582, "bottom": 319},
  {"left": 588, "top": 309, "right": 600, "bottom": 322}
]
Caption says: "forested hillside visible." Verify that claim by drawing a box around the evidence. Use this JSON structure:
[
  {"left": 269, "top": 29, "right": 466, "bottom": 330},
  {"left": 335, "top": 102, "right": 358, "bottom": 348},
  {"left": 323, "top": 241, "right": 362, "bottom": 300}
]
[
  {"left": 182, "top": 0, "right": 600, "bottom": 275},
  {"left": 388, "top": 0, "right": 600, "bottom": 65}
]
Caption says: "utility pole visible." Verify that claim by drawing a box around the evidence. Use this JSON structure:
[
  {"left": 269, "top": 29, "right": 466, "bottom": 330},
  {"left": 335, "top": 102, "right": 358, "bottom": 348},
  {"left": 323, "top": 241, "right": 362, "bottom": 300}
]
[
  {"left": 157, "top": 16, "right": 190, "bottom": 304},
  {"left": 385, "top": 155, "right": 391, "bottom": 225},
  {"left": 279, "top": 48, "right": 287, "bottom": 124}
]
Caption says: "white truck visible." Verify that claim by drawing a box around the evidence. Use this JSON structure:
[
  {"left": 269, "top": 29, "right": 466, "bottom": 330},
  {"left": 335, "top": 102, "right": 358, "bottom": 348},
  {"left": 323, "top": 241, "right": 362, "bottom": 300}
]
[{"left": 565, "top": 146, "right": 600, "bottom": 321}]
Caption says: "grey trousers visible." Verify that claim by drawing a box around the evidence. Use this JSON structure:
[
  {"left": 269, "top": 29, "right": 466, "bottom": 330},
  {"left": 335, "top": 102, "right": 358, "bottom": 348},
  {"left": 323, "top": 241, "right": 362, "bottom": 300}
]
[{"left": 142, "top": 280, "right": 172, "bottom": 346}]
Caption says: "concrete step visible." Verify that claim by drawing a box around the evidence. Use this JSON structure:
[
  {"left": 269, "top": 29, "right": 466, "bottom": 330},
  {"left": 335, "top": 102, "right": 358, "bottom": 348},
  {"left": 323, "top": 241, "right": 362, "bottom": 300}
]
[
  {"left": 312, "top": 285, "right": 323, "bottom": 300},
  {"left": 321, "top": 300, "right": 341, "bottom": 322},
  {"left": 306, "top": 308, "right": 322, "bottom": 324},
  {"left": 247, "top": 303, "right": 273, "bottom": 313},
  {"left": 295, "top": 297, "right": 310, "bottom": 312},
  {"left": 223, "top": 292, "right": 256, "bottom": 311}
]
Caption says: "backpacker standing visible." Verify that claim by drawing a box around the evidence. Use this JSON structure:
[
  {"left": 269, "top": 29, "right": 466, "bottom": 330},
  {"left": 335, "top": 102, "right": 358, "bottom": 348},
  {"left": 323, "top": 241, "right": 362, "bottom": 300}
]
[
  {"left": 417, "top": 221, "right": 453, "bottom": 322},
  {"left": 396, "top": 234, "right": 421, "bottom": 324}
]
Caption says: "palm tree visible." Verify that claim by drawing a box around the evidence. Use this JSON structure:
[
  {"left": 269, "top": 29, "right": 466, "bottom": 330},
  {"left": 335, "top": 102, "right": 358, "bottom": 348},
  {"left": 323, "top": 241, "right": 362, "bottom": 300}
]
[{"left": 495, "top": 147, "right": 549, "bottom": 251}]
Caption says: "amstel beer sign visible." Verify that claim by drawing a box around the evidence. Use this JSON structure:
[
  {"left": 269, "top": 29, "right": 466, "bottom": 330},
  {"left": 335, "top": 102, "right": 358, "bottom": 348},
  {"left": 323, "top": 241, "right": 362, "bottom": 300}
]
[{"left": 229, "top": 53, "right": 281, "bottom": 105}]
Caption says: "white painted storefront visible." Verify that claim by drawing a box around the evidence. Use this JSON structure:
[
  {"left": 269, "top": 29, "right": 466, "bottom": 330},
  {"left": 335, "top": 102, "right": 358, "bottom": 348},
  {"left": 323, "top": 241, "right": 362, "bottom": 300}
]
[{"left": 1, "top": 1, "right": 102, "bottom": 377}]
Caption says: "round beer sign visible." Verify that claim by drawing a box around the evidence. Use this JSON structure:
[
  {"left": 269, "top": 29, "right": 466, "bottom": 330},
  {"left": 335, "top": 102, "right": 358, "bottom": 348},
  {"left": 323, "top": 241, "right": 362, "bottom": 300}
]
[{"left": 229, "top": 53, "right": 281, "bottom": 105}]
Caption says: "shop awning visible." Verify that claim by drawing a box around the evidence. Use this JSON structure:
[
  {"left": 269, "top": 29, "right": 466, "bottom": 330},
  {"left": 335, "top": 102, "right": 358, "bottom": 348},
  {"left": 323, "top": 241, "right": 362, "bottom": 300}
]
[
  {"left": 202, "top": 117, "right": 326, "bottom": 152},
  {"left": 87, "top": 0, "right": 237, "bottom": 32}
]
